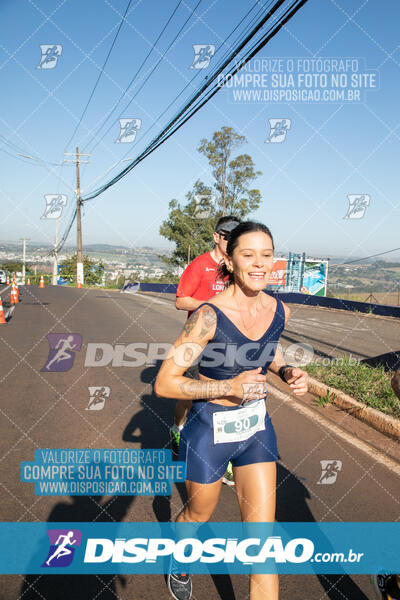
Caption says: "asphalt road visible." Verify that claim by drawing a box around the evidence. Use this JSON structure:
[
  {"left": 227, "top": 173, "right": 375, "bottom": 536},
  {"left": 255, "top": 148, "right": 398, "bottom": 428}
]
[{"left": 0, "top": 285, "right": 399, "bottom": 600}]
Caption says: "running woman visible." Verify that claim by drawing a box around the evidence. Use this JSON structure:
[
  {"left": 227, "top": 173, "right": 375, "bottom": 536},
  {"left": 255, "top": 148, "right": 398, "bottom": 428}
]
[
  {"left": 171, "top": 215, "right": 240, "bottom": 485},
  {"left": 155, "top": 222, "right": 309, "bottom": 600}
]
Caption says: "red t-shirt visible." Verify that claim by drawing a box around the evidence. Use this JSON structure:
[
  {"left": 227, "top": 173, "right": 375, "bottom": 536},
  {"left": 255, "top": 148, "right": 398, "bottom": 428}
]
[{"left": 176, "top": 252, "right": 227, "bottom": 317}]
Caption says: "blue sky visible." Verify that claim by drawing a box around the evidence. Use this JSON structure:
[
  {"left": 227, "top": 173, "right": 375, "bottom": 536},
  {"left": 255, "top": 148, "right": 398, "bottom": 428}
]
[{"left": 0, "top": 0, "right": 399, "bottom": 261}]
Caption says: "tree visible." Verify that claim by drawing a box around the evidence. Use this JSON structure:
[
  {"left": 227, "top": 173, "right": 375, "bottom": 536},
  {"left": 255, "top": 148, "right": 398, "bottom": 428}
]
[
  {"left": 159, "top": 127, "right": 262, "bottom": 268},
  {"left": 159, "top": 180, "right": 217, "bottom": 268},
  {"left": 1, "top": 260, "right": 23, "bottom": 273},
  {"left": 59, "top": 254, "right": 104, "bottom": 285},
  {"left": 198, "top": 126, "right": 262, "bottom": 217}
]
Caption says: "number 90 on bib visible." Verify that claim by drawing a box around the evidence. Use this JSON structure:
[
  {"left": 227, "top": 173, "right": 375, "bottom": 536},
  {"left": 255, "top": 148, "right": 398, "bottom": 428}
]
[{"left": 212, "top": 400, "right": 266, "bottom": 444}]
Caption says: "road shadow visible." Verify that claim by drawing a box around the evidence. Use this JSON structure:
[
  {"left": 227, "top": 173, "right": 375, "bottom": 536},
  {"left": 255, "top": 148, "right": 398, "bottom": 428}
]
[
  {"left": 123, "top": 363, "right": 235, "bottom": 600},
  {"left": 122, "top": 362, "right": 177, "bottom": 523},
  {"left": 361, "top": 350, "right": 400, "bottom": 371},
  {"left": 20, "top": 495, "right": 136, "bottom": 599},
  {"left": 276, "top": 463, "right": 369, "bottom": 599}
]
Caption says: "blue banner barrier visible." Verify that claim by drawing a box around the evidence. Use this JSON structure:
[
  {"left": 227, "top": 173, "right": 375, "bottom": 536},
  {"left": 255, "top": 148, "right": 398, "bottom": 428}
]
[
  {"left": 0, "top": 522, "right": 398, "bottom": 574},
  {"left": 140, "top": 283, "right": 178, "bottom": 294},
  {"left": 138, "top": 283, "right": 400, "bottom": 318}
]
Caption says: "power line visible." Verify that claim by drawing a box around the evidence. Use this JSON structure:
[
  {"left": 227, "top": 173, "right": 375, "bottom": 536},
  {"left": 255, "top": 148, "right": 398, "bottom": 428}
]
[
  {"left": 84, "top": 0, "right": 202, "bottom": 155},
  {"left": 64, "top": 0, "right": 134, "bottom": 151},
  {"left": 340, "top": 247, "right": 400, "bottom": 265},
  {"left": 89, "top": 0, "right": 274, "bottom": 183},
  {"left": 81, "top": 0, "right": 271, "bottom": 195},
  {"left": 56, "top": 0, "right": 309, "bottom": 251},
  {"left": 81, "top": 0, "right": 184, "bottom": 152},
  {"left": 82, "top": 0, "right": 308, "bottom": 202}
]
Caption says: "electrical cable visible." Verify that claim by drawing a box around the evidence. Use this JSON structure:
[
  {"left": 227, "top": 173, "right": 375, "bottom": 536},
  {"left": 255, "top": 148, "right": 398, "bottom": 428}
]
[
  {"left": 85, "top": 0, "right": 203, "bottom": 155},
  {"left": 82, "top": 0, "right": 288, "bottom": 199},
  {"left": 64, "top": 0, "right": 134, "bottom": 151},
  {"left": 340, "top": 248, "right": 400, "bottom": 264},
  {"left": 55, "top": 0, "right": 309, "bottom": 251},
  {"left": 81, "top": 0, "right": 270, "bottom": 193},
  {"left": 102, "top": 0, "right": 275, "bottom": 170},
  {"left": 81, "top": 0, "right": 183, "bottom": 151},
  {"left": 82, "top": 0, "right": 307, "bottom": 202}
]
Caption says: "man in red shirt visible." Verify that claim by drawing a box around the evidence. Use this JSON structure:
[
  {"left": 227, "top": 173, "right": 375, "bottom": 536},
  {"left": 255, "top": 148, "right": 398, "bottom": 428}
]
[{"left": 171, "top": 216, "right": 240, "bottom": 483}]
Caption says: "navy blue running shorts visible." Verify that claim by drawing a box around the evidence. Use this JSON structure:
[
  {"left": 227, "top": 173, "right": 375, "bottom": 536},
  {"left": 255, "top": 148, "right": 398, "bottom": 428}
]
[{"left": 178, "top": 399, "right": 278, "bottom": 484}]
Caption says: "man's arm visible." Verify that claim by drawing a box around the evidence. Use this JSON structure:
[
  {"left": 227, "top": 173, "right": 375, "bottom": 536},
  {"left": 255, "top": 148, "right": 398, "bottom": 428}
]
[
  {"left": 175, "top": 296, "right": 204, "bottom": 311},
  {"left": 175, "top": 259, "right": 200, "bottom": 310}
]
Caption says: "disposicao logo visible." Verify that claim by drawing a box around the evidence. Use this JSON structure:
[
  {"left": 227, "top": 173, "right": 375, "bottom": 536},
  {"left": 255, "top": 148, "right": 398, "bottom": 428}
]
[
  {"left": 42, "top": 529, "right": 82, "bottom": 567},
  {"left": 41, "top": 333, "right": 82, "bottom": 372}
]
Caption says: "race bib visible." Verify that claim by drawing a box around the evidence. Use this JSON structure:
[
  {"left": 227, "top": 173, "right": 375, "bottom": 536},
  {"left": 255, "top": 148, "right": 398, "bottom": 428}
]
[{"left": 212, "top": 399, "right": 266, "bottom": 444}]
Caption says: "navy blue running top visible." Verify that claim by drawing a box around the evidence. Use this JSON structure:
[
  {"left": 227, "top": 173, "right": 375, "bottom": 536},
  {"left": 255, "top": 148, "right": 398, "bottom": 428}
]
[{"left": 193, "top": 293, "right": 286, "bottom": 380}]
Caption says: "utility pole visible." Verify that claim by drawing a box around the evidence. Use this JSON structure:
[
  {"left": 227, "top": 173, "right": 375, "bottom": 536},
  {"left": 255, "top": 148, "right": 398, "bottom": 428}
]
[
  {"left": 64, "top": 147, "right": 90, "bottom": 286},
  {"left": 52, "top": 218, "right": 59, "bottom": 286},
  {"left": 20, "top": 238, "right": 30, "bottom": 284},
  {"left": 75, "top": 147, "right": 83, "bottom": 286}
]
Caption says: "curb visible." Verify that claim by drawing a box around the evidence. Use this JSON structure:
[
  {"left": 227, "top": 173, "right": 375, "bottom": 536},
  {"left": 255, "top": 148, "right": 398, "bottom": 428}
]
[{"left": 308, "top": 376, "right": 400, "bottom": 440}]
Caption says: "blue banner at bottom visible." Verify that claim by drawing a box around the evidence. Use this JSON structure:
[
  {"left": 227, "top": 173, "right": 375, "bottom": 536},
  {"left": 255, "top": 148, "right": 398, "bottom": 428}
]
[{"left": 0, "top": 522, "right": 398, "bottom": 574}]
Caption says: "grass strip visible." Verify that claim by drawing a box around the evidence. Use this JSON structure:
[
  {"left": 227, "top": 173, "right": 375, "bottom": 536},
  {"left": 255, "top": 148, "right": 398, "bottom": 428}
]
[{"left": 304, "top": 357, "right": 400, "bottom": 418}]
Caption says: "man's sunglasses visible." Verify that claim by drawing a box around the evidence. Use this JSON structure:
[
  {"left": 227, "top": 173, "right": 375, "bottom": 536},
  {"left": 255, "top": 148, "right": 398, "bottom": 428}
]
[{"left": 217, "top": 230, "right": 229, "bottom": 240}]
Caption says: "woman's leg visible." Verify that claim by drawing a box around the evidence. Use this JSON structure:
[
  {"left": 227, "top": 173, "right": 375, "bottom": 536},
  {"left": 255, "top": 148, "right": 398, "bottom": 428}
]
[
  {"left": 177, "top": 477, "right": 223, "bottom": 522},
  {"left": 234, "top": 462, "right": 278, "bottom": 600}
]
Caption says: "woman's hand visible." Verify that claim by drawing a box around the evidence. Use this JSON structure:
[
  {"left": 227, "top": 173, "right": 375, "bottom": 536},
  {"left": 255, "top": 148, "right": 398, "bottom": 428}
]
[
  {"left": 230, "top": 367, "right": 267, "bottom": 403},
  {"left": 283, "top": 367, "right": 308, "bottom": 395}
]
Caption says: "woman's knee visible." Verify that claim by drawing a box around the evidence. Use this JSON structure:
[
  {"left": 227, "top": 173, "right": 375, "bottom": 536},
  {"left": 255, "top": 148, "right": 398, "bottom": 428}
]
[{"left": 180, "top": 505, "right": 213, "bottom": 522}]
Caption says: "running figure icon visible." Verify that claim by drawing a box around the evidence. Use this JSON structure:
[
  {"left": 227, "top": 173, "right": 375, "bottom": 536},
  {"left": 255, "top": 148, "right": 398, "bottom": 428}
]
[
  {"left": 45, "top": 531, "right": 77, "bottom": 566},
  {"left": 41, "top": 333, "right": 82, "bottom": 373},
  {"left": 45, "top": 336, "right": 77, "bottom": 371},
  {"left": 42, "top": 528, "right": 82, "bottom": 567}
]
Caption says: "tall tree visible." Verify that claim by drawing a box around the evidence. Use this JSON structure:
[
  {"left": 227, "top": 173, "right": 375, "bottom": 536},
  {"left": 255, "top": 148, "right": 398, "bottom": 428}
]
[
  {"left": 59, "top": 254, "right": 104, "bottom": 285},
  {"left": 159, "top": 127, "right": 262, "bottom": 268},
  {"left": 198, "top": 126, "right": 262, "bottom": 217},
  {"left": 159, "top": 180, "right": 217, "bottom": 268}
]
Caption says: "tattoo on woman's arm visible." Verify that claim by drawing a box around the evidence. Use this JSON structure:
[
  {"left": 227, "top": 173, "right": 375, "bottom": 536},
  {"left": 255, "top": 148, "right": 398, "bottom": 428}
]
[
  {"left": 182, "top": 306, "right": 217, "bottom": 339},
  {"left": 199, "top": 306, "right": 217, "bottom": 338},
  {"left": 183, "top": 311, "right": 200, "bottom": 337},
  {"left": 179, "top": 380, "right": 232, "bottom": 399}
]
